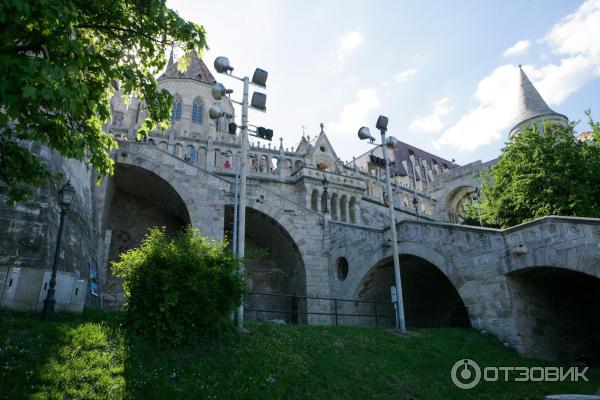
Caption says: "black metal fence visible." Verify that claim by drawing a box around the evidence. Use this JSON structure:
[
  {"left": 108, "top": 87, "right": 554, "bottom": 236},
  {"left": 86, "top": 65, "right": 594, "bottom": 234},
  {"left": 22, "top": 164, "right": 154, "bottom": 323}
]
[
  {"left": 244, "top": 292, "right": 472, "bottom": 328},
  {"left": 244, "top": 292, "right": 396, "bottom": 327}
]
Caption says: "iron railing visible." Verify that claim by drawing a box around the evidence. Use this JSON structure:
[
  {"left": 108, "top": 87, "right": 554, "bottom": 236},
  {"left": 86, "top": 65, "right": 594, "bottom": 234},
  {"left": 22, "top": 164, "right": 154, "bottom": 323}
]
[
  {"left": 244, "top": 292, "right": 396, "bottom": 327},
  {"left": 244, "top": 292, "right": 473, "bottom": 328}
]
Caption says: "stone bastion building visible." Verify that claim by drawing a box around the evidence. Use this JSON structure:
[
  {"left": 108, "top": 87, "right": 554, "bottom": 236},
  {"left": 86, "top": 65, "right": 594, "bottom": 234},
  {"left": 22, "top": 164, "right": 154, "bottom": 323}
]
[{"left": 1, "top": 54, "right": 599, "bottom": 365}]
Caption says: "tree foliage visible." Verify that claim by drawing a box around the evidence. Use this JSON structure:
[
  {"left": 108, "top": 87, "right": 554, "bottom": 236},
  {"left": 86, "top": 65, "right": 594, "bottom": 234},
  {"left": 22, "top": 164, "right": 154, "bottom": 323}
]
[
  {"left": 471, "top": 114, "right": 600, "bottom": 228},
  {"left": 0, "top": 0, "right": 207, "bottom": 202},
  {"left": 112, "top": 227, "right": 245, "bottom": 345}
]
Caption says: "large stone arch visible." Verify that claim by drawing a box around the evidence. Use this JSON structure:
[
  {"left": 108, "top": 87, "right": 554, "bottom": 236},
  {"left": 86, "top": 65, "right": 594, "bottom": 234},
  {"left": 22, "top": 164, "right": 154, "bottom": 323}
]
[
  {"left": 506, "top": 266, "right": 600, "bottom": 365},
  {"left": 103, "top": 162, "right": 193, "bottom": 309},
  {"left": 236, "top": 204, "right": 309, "bottom": 323},
  {"left": 113, "top": 142, "right": 229, "bottom": 234},
  {"left": 353, "top": 242, "right": 470, "bottom": 328}
]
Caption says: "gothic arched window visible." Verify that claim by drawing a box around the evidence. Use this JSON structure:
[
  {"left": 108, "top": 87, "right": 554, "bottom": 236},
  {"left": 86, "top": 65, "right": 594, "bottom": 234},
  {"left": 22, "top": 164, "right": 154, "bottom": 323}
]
[
  {"left": 191, "top": 97, "right": 203, "bottom": 124},
  {"left": 170, "top": 97, "right": 183, "bottom": 121}
]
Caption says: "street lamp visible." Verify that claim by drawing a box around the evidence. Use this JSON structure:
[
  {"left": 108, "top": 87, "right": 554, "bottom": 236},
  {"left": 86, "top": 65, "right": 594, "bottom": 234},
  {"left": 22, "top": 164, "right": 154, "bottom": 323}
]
[
  {"left": 322, "top": 175, "right": 329, "bottom": 213},
  {"left": 358, "top": 117, "right": 407, "bottom": 333},
  {"left": 42, "top": 181, "right": 75, "bottom": 320},
  {"left": 212, "top": 56, "right": 268, "bottom": 330}
]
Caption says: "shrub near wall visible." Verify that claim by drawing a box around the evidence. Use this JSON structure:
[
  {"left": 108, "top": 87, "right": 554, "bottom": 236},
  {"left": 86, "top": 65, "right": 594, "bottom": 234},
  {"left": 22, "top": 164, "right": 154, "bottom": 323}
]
[{"left": 112, "top": 226, "right": 244, "bottom": 345}]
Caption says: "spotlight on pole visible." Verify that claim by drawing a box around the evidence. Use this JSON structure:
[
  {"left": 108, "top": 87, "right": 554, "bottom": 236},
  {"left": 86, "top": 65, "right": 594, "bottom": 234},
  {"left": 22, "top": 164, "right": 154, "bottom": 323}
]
[
  {"left": 211, "top": 82, "right": 233, "bottom": 100},
  {"left": 251, "top": 68, "right": 268, "bottom": 87},
  {"left": 376, "top": 115, "right": 389, "bottom": 131},
  {"left": 214, "top": 56, "right": 234, "bottom": 73},
  {"left": 250, "top": 92, "right": 267, "bottom": 111},
  {"left": 358, "top": 126, "right": 375, "bottom": 143},
  {"left": 209, "top": 103, "right": 233, "bottom": 120}
]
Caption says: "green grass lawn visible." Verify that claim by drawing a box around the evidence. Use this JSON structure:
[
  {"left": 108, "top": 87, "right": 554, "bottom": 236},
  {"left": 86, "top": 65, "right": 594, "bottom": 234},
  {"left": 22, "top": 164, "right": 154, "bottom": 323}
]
[{"left": 0, "top": 310, "right": 598, "bottom": 400}]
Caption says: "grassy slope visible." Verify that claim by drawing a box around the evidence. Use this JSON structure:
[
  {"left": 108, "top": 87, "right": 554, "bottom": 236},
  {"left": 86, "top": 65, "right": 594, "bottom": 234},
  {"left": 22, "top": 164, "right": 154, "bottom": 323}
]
[{"left": 0, "top": 310, "right": 598, "bottom": 400}]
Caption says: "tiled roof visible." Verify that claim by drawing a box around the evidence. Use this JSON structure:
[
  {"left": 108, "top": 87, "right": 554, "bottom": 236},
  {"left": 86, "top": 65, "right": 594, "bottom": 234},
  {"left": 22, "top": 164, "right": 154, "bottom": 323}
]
[{"left": 158, "top": 51, "right": 216, "bottom": 84}]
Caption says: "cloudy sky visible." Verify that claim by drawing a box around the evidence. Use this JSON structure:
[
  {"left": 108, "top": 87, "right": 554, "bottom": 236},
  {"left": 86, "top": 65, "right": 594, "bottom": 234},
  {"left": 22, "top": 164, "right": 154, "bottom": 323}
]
[{"left": 167, "top": 0, "right": 600, "bottom": 165}]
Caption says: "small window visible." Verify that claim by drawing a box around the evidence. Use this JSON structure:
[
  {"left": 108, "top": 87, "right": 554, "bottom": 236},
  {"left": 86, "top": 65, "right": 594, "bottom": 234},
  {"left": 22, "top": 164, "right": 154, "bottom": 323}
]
[
  {"left": 336, "top": 257, "right": 349, "bottom": 281},
  {"left": 320, "top": 146, "right": 326, "bottom": 152},
  {"left": 191, "top": 98, "right": 203, "bottom": 124},
  {"left": 170, "top": 98, "right": 182, "bottom": 121}
]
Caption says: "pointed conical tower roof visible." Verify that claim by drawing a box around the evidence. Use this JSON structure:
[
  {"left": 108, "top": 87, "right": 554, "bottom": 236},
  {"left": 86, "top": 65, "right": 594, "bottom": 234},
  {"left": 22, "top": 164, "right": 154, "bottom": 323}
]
[
  {"left": 509, "top": 66, "right": 567, "bottom": 137},
  {"left": 158, "top": 50, "right": 216, "bottom": 84}
]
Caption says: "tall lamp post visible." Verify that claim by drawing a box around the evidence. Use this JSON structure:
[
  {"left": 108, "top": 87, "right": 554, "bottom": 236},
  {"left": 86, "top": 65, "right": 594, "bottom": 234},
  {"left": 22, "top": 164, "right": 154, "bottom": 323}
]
[
  {"left": 358, "top": 116, "right": 406, "bottom": 333},
  {"left": 211, "top": 56, "right": 268, "bottom": 330},
  {"left": 42, "top": 181, "right": 76, "bottom": 320}
]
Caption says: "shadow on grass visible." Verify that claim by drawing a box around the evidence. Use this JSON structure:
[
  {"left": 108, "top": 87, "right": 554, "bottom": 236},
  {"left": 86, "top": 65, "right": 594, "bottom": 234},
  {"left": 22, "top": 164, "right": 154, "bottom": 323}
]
[{"left": 1, "top": 310, "right": 599, "bottom": 400}]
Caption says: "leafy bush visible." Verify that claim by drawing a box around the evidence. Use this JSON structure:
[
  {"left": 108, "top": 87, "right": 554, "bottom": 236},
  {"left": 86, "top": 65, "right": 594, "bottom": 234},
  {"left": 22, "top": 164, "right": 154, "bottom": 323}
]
[
  {"left": 469, "top": 113, "right": 600, "bottom": 228},
  {"left": 112, "top": 226, "right": 244, "bottom": 345}
]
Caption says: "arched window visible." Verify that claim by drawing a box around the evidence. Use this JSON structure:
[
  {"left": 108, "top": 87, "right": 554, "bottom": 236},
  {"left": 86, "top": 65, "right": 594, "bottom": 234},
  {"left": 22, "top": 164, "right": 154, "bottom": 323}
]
[
  {"left": 187, "top": 145, "right": 196, "bottom": 163},
  {"left": 170, "top": 97, "right": 182, "bottom": 122},
  {"left": 349, "top": 197, "right": 357, "bottom": 223},
  {"left": 191, "top": 97, "right": 203, "bottom": 124},
  {"left": 311, "top": 189, "right": 319, "bottom": 212}
]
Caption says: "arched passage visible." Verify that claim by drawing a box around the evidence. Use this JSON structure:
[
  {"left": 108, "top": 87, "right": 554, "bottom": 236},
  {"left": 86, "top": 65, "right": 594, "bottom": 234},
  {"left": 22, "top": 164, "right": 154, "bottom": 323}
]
[
  {"left": 446, "top": 185, "right": 477, "bottom": 224},
  {"left": 508, "top": 267, "right": 600, "bottom": 366},
  {"left": 355, "top": 255, "right": 469, "bottom": 328},
  {"left": 224, "top": 206, "right": 307, "bottom": 323},
  {"left": 104, "top": 163, "right": 191, "bottom": 309}
]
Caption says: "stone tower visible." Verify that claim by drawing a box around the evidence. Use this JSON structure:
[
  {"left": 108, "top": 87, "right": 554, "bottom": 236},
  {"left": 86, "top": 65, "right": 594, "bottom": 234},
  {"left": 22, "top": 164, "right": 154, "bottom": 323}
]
[{"left": 509, "top": 66, "right": 568, "bottom": 138}]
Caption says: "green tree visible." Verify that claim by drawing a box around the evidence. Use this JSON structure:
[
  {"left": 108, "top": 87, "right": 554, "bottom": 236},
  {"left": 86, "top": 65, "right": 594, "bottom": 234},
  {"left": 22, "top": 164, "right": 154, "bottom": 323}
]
[
  {"left": 112, "top": 226, "right": 245, "bottom": 345},
  {"left": 471, "top": 114, "right": 600, "bottom": 228},
  {"left": 0, "top": 0, "right": 207, "bottom": 202}
]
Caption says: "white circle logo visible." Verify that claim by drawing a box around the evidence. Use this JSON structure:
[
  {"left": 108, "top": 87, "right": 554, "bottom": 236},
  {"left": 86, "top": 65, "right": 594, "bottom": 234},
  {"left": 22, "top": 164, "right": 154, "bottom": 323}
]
[{"left": 451, "top": 359, "right": 482, "bottom": 389}]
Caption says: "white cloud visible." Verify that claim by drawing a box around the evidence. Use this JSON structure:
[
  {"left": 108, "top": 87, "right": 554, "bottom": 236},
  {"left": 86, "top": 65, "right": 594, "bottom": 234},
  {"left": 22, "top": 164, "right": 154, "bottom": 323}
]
[
  {"left": 503, "top": 40, "right": 531, "bottom": 57},
  {"left": 432, "top": 65, "right": 519, "bottom": 152},
  {"left": 395, "top": 68, "right": 418, "bottom": 83},
  {"left": 410, "top": 98, "right": 452, "bottom": 133},
  {"left": 335, "top": 31, "right": 364, "bottom": 69},
  {"left": 328, "top": 89, "right": 381, "bottom": 157},
  {"left": 433, "top": 0, "right": 600, "bottom": 153}
]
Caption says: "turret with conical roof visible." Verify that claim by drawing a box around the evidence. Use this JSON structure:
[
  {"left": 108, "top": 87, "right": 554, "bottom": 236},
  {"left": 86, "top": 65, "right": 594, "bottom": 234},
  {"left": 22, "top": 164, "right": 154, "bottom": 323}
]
[{"left": 509, "top": 66, "right": 568, "bottom": 137}]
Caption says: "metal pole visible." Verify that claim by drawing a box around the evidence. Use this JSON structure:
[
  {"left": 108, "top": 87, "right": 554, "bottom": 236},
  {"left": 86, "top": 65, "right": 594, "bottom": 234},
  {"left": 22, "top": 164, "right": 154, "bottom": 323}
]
[
  {"left": 235, "top": 76, "right": 249, "bottom": 329},
  {"left": 232, "top": 152, "right": 240, "bottom": 256},
  {"left": 42, "top": 207, "right": 67, "bottom": 320},
  {"left": 379, "top": 129, "right": 407, "bottom": 333}
]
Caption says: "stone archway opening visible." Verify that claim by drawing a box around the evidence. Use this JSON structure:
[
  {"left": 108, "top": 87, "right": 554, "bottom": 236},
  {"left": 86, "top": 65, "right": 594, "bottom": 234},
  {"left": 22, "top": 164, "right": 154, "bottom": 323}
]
[
  {"left": 356, "top": 255, "right": 469, "bottom": 328},
  {"left": 508, "top": 267, "right": 600, "bottom": 366},
  {"left": 446, "top": 185, "right": 478, "bottom": 224},
  {"left": 104, "top": 163, "right": 191, "bottom": 308},
  {"left": 224, "top": 206, "right": 307, "bottom": 324}
]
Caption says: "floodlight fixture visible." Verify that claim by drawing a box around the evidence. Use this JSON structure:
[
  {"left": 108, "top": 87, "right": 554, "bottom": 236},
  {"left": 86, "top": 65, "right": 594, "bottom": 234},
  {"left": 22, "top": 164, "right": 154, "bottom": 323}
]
[
  {"left": 209, "top": 103, "right": 233, "bottom": 120},
  {"left": 376, "top": 115, "right": 389, "bottom": 131},
  {"left": 385, "top": 136, "right": 398, "bottom": 147},
  {"left": 252, "top": 68, "right": 268, "bottom": 87},
  {"left": 211, "top": 82, "right": 233, "bottom": 100},
  {"left": 358, "top": 126, "right": 375, "bottom": 142},
  {"left": 214, "top": 56, "right": 234, "bottom": 73},
  {"left": 250, "top": 92, "right": 267, "bottom": 111}
]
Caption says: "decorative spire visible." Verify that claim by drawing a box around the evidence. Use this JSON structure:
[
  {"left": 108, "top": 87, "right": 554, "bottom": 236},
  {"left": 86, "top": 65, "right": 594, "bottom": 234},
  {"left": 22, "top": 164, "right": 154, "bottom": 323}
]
[
  {"left": 279, "top": 137, "right": 283, "bottom": 150},
  {"left": 510, "top": 65, "right": 567, "bottom": 137},
  {"left": 320, "top": 122, "right": 325, "bottom": 134}
]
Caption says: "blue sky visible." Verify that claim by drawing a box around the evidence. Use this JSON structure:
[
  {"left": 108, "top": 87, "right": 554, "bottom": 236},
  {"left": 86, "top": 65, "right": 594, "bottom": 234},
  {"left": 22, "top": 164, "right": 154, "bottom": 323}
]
[{"left": 167, "top": 0, "right": 600, "bottom": 165}]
